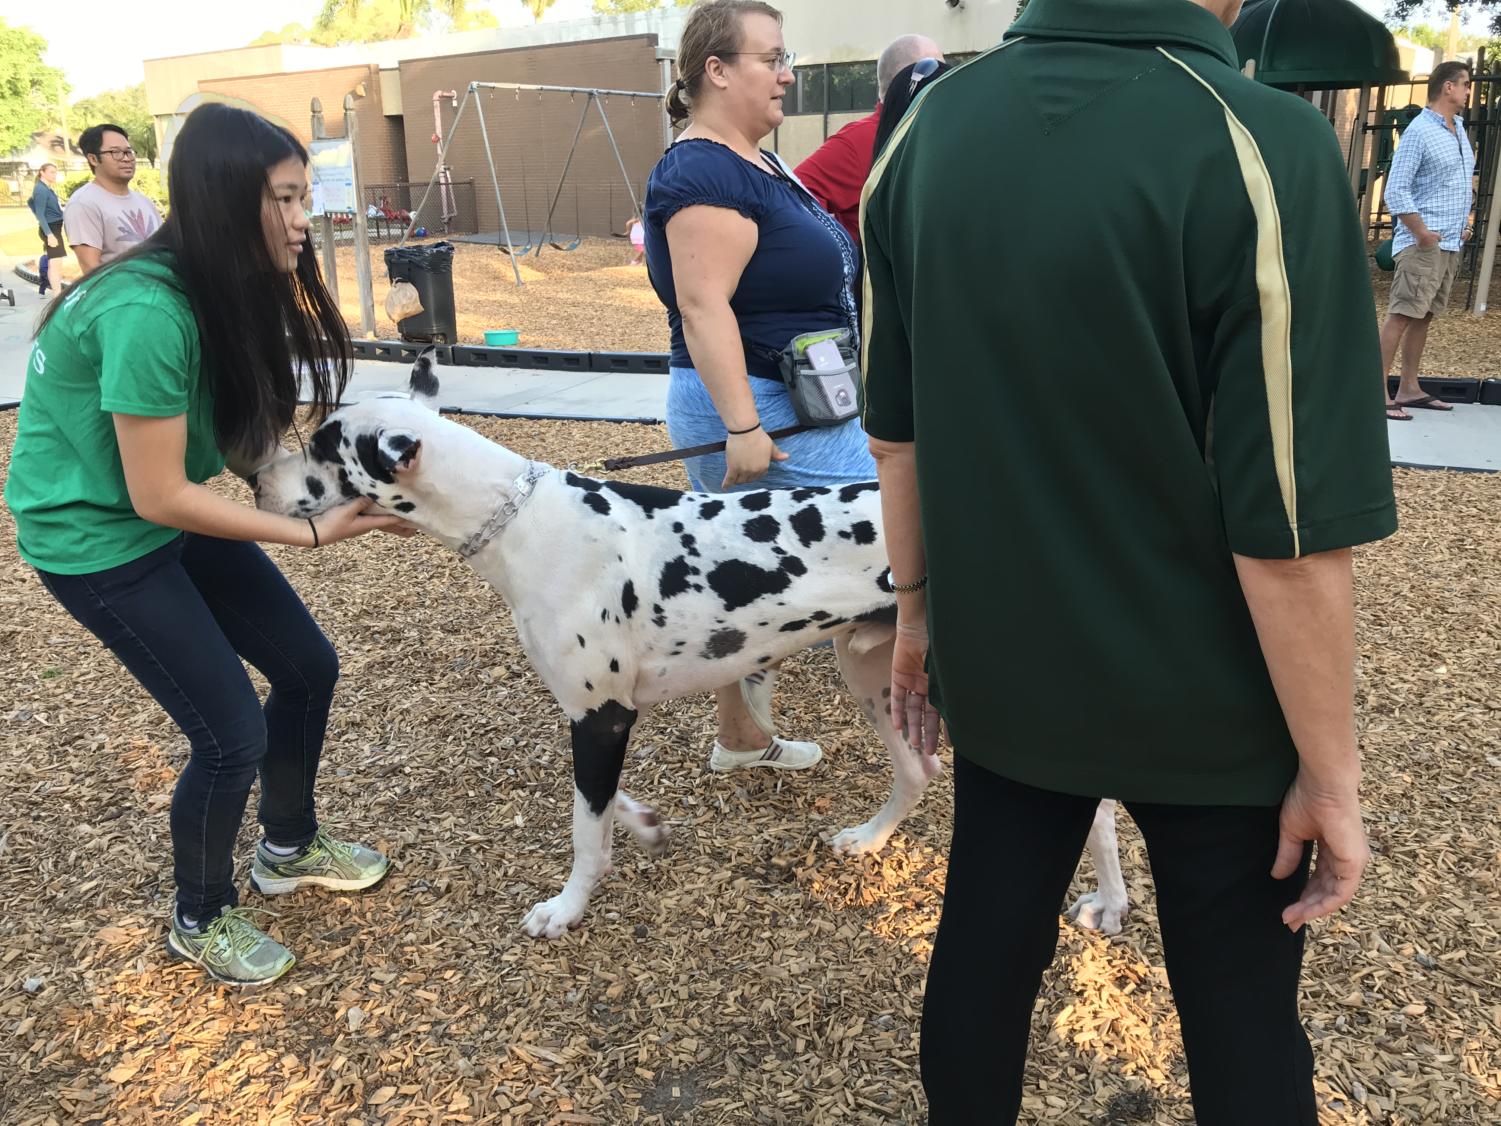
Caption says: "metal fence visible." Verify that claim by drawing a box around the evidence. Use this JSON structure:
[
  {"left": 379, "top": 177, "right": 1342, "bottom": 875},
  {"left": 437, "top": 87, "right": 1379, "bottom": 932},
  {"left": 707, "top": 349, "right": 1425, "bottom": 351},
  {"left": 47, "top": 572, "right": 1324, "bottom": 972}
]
[{"left": 310, "top": 179, "right": 479, "bottom": 247}]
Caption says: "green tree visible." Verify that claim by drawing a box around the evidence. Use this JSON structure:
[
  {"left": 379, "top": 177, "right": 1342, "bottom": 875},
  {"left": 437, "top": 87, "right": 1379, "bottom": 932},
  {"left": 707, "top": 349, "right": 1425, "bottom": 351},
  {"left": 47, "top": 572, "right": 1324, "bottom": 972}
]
[
  {"left": 592, "top": 0, "right": 692, "bottom": 13},
  {"left": 521, "top": 0, "right": 560, "bottom": 22},
  {"left": 0, "top": 19, "right": 67, "bottom": 157},
  {"left": 309, "top": 0, "right": 491, "bottom": 42},
  {"left": 72, "top": 83, "right": 159, "bottom": 165},
  {"left": 1389, "top": 1, "right": 1501, "bottom": 37}
]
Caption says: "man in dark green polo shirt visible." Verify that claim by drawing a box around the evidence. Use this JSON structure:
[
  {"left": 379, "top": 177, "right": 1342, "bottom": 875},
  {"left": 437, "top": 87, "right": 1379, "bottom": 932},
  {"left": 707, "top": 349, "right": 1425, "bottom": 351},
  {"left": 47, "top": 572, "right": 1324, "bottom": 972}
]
[{"left": 860, "top": 0, "right": 1396, "bottom": 1122}]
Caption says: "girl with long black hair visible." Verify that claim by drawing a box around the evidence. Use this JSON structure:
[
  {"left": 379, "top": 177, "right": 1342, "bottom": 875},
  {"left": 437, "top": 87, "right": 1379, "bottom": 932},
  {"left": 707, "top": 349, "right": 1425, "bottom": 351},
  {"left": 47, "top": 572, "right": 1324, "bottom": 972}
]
[{"left": 6, "top": 103, "right": 404, "bottom": 986}]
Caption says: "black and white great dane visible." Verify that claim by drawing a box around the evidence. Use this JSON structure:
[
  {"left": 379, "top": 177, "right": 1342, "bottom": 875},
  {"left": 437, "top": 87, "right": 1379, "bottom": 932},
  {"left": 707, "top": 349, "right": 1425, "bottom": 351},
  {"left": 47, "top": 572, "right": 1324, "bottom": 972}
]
[{"left": 253, "top": 354, "right": 1129, "bottom": 938}]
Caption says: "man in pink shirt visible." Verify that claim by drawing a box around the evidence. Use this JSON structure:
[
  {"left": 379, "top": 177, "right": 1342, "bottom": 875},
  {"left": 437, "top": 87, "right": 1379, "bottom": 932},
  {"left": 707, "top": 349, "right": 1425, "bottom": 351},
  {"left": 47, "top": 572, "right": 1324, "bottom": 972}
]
[{"left": 795, "top": 34, "right": 943, "bottom": 248}]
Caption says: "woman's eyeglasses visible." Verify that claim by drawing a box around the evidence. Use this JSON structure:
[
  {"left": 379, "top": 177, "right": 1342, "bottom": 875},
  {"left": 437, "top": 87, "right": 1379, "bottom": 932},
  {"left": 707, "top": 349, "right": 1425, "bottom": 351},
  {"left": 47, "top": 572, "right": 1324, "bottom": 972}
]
[{"left": 720, "top": 50, "right": 797, "bottom": 73}]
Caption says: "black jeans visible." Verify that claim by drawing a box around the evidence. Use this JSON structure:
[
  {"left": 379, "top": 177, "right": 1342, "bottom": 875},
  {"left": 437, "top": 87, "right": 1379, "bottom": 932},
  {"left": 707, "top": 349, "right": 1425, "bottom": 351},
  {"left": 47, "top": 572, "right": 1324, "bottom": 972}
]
[
  {"left": 38, "top": 535, "right": 338, "bottom": 919},
  {"left": 922, "top": 755, "right": 1317, "bottom": 1126}
]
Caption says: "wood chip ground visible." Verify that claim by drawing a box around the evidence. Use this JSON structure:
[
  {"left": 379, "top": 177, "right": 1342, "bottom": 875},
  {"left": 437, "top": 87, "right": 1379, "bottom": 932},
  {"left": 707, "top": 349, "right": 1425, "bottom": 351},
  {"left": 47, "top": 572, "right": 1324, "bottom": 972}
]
[{"left": 1, "top": 261, "right": 1498, "bottom": 1124}]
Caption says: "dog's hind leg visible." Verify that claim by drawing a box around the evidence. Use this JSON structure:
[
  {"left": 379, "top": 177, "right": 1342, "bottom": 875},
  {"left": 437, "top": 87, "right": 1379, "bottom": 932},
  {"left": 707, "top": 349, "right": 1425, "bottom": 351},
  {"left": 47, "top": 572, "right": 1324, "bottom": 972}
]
[
  {"left": 827, "top": 630, "right": 944, "bottom": 857},
  {"left": 1066, "top": 799, "right": 1130, "bottom": 936},
  {"left": 523, "top": 700, "right": 637, "bottom": 939}
]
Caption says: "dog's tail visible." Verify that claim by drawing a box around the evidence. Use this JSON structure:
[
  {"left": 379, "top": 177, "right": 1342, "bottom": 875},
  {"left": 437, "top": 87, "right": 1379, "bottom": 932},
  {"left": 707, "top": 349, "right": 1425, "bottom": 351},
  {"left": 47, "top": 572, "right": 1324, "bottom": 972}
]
[{"left": 739, "top": 673, "right": 777, "bottom": 739}]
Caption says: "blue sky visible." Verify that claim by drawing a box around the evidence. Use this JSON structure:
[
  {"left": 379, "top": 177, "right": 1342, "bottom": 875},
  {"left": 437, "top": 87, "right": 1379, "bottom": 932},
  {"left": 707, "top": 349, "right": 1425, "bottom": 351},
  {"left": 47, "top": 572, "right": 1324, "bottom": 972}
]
[{"left": 8, "top": 0, "right": 1480, "bottom": 101}]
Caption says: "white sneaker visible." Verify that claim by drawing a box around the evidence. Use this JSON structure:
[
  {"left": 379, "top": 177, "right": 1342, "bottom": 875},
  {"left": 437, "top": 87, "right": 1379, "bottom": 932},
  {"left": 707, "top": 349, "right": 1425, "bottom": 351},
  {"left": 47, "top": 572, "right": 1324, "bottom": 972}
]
[{"left": 709, "top": 736, "right": 823, "bottom": 772}]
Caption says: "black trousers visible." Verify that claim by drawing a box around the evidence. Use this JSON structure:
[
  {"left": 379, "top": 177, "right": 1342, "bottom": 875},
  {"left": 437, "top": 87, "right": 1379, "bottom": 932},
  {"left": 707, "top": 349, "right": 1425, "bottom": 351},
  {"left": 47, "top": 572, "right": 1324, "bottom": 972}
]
[
  {"left": 921, "top": 755, "right": 1317, "bottom": 1126},
  {"left": 38, "top": 534, "right": 338, "bottom": 919}
]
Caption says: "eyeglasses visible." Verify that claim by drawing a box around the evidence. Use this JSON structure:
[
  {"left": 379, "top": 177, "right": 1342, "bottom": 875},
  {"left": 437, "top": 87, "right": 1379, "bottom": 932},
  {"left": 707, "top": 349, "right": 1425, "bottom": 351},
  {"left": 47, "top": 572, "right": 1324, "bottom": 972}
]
[
  {"left": 98, "top": 148, "right": 137, "bottom": 160},
  {"left": 720, "top": 50, "right": 797, "bottom": 73}
]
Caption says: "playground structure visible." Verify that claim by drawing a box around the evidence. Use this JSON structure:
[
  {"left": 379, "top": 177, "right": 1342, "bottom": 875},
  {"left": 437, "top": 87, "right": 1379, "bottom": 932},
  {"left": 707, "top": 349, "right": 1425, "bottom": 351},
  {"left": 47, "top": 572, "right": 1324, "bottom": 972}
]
[{"left": 406, "top": 81, "right": 667, "bottom": 287}]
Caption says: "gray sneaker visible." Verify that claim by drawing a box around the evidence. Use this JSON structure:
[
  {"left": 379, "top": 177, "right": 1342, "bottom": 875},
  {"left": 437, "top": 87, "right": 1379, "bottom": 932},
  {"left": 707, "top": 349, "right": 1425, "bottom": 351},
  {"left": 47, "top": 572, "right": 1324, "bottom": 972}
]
[
  {"left": 249, "top": 828, "right": 390, "bottom": 895},
  {"left": 166, "top": 907, "right": 295, "bottom": 987}
]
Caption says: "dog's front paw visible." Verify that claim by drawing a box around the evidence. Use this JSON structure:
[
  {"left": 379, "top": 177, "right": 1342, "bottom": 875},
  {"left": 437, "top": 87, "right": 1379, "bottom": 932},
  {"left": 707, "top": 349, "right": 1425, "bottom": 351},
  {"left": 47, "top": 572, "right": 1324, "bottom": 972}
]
[
  {"left": 522, "top": 894, "right": 587, "bottom": 939},
  {"left": 828, "top": 821, "right": 893, "bottom": 857},
  {"left": 1066, "top": 891, "right": 1128, "bottom": 936}
]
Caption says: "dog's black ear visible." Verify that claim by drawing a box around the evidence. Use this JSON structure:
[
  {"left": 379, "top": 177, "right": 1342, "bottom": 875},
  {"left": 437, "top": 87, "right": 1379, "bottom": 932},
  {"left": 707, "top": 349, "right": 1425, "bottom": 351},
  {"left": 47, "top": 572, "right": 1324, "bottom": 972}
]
[
  {"left": 409, "top": 347, "right": 440, "bottom": 406},
  {"left": 377, "top": 428, "right": 422, "bottom": 475}
]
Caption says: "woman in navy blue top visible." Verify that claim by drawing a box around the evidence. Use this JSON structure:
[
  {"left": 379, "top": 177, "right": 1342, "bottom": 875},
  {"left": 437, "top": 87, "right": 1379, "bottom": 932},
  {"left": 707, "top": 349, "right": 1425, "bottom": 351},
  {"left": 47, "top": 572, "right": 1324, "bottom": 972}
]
[
  {"left": 642, "top": 0, "right": 876, "bottom": 774},
  {"left": 29, "top": 162, "right": 67, "bottom": 297}
]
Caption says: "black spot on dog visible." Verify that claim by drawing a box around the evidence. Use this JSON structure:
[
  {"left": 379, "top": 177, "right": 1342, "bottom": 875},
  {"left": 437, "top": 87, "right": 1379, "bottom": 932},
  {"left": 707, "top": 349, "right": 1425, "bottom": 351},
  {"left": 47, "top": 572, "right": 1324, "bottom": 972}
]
[
  {"left": 790, "top": 487, "right": 830, "bottom": 502},
  {"left": 742, "top": 515, "right": 779, "bottom": 543},
  {"left": 739, "top": 491, "right": 773, "bottom": 511},
  {"left": 699, "top": 500, "right": 724, "bottom": 520},
  {"left": 610, "top": 658, "right": 620, "bottom": 673},
  {"left": 582, "top": 492, "right": 611, "bottom": 516},
  {"left": 876, "top": 569, "right": 894, "bottom": 593},
  {"left": 849, "top": 520, "right": 877, "bottom": 545},
  {"left": 565, "top": 472, "right": 603, "bottom": 492},
  {"left": 305, "top": 476, "right": 326, "bottom": 500},
  {"left": 810, "top": 611, "right": 831, "bottom": 620},
  {"left": 601, "top": 608, "right": 610, "bottom": 623},
  {"left": 780, "top": 619, "right": 809, "bottom": 632},
  {"left": 652, "top": 604, "right": 667, "bottom": 628},
  {"left": 365, "top": 492, "right": 379, "bottom": 502},
  {"left": 603, "top": 480, "right": 682, "bottom": 519},
  {"left": 672, "top": 522, "right": 684, "bottom": 533},
  {"left": 680, "top": 534, "right": 699, "bottom": 557},
  {"left": 789, "top": 506, "right": 824, "bottom": 547},
  {"left": 621, "top": 580, "right": 638, "bottom": 619},
  {"left": 839, "top": 481, "right": 880, "bottom": 504},
  {"left": 355, "top": 433, "right": 397, "bottom": 484},
  {"left": 757, "top": 655, "right": 773, "bottom": 664},
  {"left": 659, "top": 557, "right": 693, "bottom": 599},
  {"left": 386, "top": 434, "right": 413, "bottom": 454},
  {"left": 855, "top": 604, "right": 899, "bottom": 626},
  {"left": 881, "top": 687, "right": 892, "bottom": 698},
  {"left": 701, "top": 629, "right": 747, "bottom": 659},
  {"left": 571, "top": 700, "right": 637, "bottom": 816},
  {"left": 395, "top": 501, "right": 416, "bottom": 513},
  {"left": 311, "top": 421, "right": 344, "bottom": 464},
  {"left": 781, "top": 556, "right": 807, "bottom": 577},
  {"left": 585, "top": 680, "right": 594, "bottom": 692},
  {"left": 577, "top": 635, "right": 587, "bottom": 648},
  {"left": 335, "top": 469, "right": 360, "bottom": 500},
  {"left": 818, "top": 617, "right": 850, "bottom": 629},
  {"left": 706, "top": 558, "right": 800, "bottom": 611}
]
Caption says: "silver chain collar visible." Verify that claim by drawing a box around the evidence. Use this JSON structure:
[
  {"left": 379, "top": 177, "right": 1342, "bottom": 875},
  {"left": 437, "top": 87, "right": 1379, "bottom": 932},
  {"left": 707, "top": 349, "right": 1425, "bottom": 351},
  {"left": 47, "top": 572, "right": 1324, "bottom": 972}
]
[{"left": 456, "top": 461, "right": 550, "bottom": 559}]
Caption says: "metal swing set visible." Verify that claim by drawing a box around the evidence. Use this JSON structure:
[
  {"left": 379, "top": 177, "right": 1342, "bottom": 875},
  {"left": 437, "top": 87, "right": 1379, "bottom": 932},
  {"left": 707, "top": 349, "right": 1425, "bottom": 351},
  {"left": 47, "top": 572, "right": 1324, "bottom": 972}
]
[{"left": 404, "top": 80, "right": 664, "bottom": 287}]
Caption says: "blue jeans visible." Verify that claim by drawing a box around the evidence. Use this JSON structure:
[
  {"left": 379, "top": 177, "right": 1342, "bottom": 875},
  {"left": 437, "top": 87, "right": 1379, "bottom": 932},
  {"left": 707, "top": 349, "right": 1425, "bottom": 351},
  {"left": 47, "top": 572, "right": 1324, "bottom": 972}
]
[
  {"left": 666, "top": 367, "right": 876, "bottom": 493},
  {"left": 37, "top": 535, "right": 338, "bottom": 919}
]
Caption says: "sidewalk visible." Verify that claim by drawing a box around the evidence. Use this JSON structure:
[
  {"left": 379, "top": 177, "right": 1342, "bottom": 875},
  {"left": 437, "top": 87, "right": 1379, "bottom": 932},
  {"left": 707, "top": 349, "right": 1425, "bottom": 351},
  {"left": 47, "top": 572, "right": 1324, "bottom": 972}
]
[
  {"left": 0, "top": 264, "right": 667, "bottom": 422},
  {"left": 3, "top": 260, "right": 1498, "bottom": 471}
]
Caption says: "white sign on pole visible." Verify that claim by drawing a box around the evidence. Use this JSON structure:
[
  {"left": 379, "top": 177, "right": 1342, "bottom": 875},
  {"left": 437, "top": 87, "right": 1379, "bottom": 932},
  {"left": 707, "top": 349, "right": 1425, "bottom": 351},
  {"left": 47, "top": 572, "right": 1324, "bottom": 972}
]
[{"left": 309, "top": 137, "right": 356, "bottom": 215}]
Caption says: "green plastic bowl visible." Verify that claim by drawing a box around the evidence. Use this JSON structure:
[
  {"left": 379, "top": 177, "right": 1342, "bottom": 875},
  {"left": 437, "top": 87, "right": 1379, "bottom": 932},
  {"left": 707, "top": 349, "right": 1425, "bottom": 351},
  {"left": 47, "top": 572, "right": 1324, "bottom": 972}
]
[
  {"left": 1374, "top": 238, "right": 1395, "bottom": 272},
  {"left": 484, "top": 329, "right": 519, "bottom": 346}
]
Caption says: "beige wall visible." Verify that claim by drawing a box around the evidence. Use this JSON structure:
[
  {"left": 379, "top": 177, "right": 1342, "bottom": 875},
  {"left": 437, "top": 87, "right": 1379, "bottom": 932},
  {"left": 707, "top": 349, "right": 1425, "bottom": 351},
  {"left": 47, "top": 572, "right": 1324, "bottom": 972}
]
[
  {"left": 774, "top": 112, "right": 866, "bottom": 167},
  {"left": 778, "top": 0, "right": 1018, "bottom": 64},
  {"left": 144, "top": 46, "right": 292, "bottom": 117}
]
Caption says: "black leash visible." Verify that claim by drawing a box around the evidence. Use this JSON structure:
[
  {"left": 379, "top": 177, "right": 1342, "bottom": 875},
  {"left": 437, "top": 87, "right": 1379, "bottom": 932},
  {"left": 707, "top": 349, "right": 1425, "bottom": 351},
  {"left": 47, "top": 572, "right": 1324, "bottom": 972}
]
[{"left": 590, "top": 424, "right": 813, "bottom": 474}]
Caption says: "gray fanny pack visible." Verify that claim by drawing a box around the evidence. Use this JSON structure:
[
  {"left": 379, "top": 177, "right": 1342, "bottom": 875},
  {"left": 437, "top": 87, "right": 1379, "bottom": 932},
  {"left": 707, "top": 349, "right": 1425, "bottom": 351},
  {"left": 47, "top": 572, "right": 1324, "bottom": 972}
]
[{"left": 778, "top": 328, "right": 862, "bottom": 428}]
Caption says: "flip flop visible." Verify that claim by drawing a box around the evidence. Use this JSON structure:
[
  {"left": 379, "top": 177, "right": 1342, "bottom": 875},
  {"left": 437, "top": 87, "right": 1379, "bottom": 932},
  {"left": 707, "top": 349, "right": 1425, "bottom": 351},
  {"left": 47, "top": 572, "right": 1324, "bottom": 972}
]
[
  {"left": 1394, "top": 394, "right": 1453, "bottom": 412},
  {"left": 1386, "top": 404, "right": 1412, "bottom": 421}
]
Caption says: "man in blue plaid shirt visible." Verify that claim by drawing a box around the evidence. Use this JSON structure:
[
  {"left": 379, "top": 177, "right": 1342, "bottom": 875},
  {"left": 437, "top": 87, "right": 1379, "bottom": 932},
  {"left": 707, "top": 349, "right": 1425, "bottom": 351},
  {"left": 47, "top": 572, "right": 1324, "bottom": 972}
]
[{"left": 1380, "top": 61, "right": 1475, "bottom": 421}]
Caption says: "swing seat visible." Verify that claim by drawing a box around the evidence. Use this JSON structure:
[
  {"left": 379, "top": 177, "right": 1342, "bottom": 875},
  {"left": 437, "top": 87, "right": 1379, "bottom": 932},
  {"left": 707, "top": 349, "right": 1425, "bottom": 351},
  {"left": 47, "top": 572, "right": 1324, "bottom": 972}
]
[{"left": 548, "top": 235, "right": 583, "bottom": 252}]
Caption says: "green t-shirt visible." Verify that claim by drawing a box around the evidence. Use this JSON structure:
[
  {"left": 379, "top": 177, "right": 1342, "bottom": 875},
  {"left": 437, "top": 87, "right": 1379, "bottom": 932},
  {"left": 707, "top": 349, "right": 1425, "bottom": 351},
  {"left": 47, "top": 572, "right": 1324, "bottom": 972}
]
[
  {"left": 860, "top": 0, "right": 1398, "bottom": 806},
  {"left": 4, "top": 253, "right": 224, "bottom": 575}
]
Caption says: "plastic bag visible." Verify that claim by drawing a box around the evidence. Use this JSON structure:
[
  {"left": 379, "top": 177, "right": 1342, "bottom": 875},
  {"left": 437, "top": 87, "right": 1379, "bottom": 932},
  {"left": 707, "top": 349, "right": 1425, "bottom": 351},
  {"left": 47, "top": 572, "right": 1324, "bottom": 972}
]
[{"left": 385, "top": 280, "right": 425, "bottom": 322}]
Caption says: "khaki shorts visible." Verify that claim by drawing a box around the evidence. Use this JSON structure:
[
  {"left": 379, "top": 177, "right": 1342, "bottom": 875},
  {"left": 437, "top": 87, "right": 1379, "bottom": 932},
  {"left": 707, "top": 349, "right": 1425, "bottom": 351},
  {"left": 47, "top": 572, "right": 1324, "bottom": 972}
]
[{"left": 1389, "top": 245, "right": 1462, "bottom": 318}]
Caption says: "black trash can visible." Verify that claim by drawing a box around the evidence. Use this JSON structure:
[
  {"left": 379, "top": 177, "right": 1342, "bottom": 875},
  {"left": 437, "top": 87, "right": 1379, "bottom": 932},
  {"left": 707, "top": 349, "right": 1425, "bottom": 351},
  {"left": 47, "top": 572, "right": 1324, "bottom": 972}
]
[{"left": 383, "top": 241, "right": 457, "bottom": 344}]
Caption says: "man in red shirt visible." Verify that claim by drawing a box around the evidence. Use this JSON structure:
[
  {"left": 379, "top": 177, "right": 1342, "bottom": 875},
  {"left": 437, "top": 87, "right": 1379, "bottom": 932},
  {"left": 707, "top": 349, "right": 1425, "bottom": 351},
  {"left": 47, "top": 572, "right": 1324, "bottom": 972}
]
[{"left": 795, "top": 34, "right": 943, "bottom": 248}]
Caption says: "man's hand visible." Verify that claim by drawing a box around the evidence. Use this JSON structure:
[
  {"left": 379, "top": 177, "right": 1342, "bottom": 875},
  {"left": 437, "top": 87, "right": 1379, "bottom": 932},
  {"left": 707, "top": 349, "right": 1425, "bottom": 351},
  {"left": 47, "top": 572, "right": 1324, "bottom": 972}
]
[
  {"left": 45, "top": 234, "right": 59, "bottom": 248},
  {"left": 1273, "top": 768, "right": 1370, "bottom": 932},
  {"left": 1417, "top": 229, "right": 1442, "bottom": 249}
]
